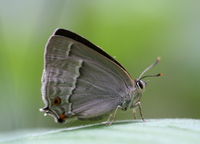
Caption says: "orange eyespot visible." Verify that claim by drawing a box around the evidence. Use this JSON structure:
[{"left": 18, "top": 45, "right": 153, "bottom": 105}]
[
  {"left": 57, "top": 114, "right": 67, "bottom": 123},
  {"left": 59, "top": 114, "right": 67, "bottom": 120},
  {"left": 52, "top": 97, "right": 61, "bottom": 105}
]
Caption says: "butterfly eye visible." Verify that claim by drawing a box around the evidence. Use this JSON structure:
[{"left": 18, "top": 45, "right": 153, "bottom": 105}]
[
  {"left": 137, "top": 80, "right": 145, "bottom": 89},
  {"left": 52, "top": 97, "right": 61, "bottom": 105}
]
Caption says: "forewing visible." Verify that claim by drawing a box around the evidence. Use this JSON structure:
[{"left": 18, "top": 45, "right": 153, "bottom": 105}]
[{"left": 41, "top": 32, "right": 134, "bottom": 122}]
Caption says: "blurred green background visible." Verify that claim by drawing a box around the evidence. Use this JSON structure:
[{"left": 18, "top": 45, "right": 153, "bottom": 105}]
[{"left": 0, "top": 0, "right": 200, "bottom": 132}]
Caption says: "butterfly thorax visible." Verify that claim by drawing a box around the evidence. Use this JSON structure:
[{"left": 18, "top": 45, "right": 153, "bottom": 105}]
[{"left": 120, "top": 79, "right": 146, "bottom": 110}]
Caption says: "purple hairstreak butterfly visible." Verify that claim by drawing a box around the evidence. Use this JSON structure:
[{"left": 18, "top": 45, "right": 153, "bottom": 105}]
[{"left": 40, "top": 28, "right": 162, "bottom": 125}]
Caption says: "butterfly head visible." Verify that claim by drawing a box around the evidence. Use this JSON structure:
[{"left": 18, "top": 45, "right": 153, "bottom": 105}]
[{"left": 131, "top": 57, "right": 162, "bottom": 107}]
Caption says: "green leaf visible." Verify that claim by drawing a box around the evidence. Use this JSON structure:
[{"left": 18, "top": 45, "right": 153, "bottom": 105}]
[{"left": 1, "top": 119, "right": 200, "bottom": 144}]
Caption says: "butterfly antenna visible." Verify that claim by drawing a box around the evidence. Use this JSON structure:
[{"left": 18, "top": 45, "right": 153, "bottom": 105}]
[{"left": 139, "top": 57, "right": 162, "bottom": 79}]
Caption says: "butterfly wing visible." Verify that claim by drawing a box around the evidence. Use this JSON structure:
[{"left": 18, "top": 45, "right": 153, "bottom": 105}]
[{"left": 41, "top": 29, "right": 135, "bottom": 123}]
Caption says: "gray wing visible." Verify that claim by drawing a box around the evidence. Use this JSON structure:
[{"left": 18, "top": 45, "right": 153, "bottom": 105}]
[{"left": 41, "top": 35, "right": 134, "bottom": 122}]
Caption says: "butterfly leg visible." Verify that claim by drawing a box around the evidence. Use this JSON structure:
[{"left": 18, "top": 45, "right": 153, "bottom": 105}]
[
  {"left": 132, "top": 102, "right": 145, "bottom": 122},
  {"left": 132, "top": 108, "right": 137, "bottom": 119},
  {"left": 102, "top": 105, "right": 121, "bottom": 126}
]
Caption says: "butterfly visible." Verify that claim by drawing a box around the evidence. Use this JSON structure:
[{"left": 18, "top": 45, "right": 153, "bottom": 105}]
[{"left": 40, "top": 28, "right": 162, "bottom": 126}]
